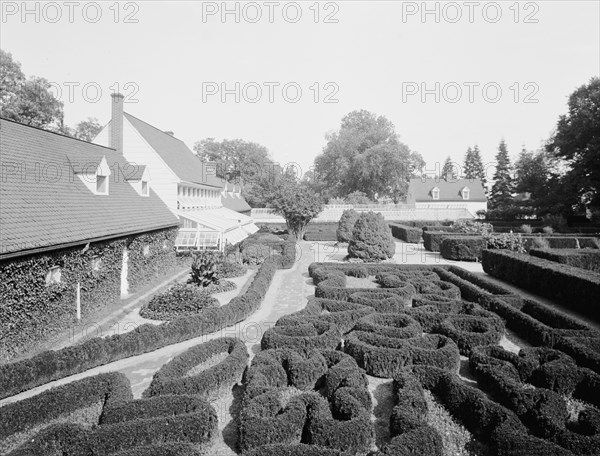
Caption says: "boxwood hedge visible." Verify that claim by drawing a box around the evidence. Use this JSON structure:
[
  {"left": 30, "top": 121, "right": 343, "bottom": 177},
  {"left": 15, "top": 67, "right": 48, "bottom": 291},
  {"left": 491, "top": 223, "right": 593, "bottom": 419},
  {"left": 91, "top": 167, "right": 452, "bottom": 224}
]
[
  {"left": 440, "top": 236, "right": 486, "bottom": 261},
  {"left": 144, "top": 337, "right": 248, "bottom": 399},
  {"left": 482, "top": 250, "right": 600, "bottom": 323},
  {"left": 529, "top": 248, "right": 600, "bottom": 272},
  {"left": 261, "top": 320, "right": 342, "bottom": 352},
  {"left": 0, "top": 255, "right": 285, "bottom": 399},
  {"left": 389, "top": 223, "right": 422, "bottom": 243}
]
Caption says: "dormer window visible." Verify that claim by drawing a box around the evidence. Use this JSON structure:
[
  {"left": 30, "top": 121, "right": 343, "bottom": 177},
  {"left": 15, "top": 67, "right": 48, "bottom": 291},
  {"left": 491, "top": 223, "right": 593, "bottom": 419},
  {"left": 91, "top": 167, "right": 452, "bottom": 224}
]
[
  {"left": 431, "top": 187, "right": 440, "bottom": 200},
  {"left": 141, "top": 181, "right": 149, "bottom": 196},
  {"left": 461, "top": 187, "right": 470, "bottom": 200},
  {"left": 96, "top": 175, "right": 108, "bottom": 194}
]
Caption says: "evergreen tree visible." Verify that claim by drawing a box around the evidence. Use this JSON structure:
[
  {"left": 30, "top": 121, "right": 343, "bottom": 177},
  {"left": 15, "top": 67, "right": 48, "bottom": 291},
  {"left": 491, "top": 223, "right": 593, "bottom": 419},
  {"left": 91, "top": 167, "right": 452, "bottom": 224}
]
[
  {"left": 463, "top": 145, "right": 486, "bottom": 185},
  {"left": 441, "top": 156, "right": 458, "bottom": 180},
  {"left": 489, "top": 139, "right": 514, "bottom": 209}
]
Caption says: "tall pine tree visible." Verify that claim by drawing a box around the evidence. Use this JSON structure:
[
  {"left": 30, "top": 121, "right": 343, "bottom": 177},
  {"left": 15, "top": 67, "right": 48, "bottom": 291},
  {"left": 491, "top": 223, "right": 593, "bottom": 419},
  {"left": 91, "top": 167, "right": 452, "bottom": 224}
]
[
  {"left": 489, "top": 139, "right": 514, "bottom": 209},
  {"left": 441, "top": 156, "right": 458, "bottom": 180},
  {"left": 463, "top": 145, "right": 486, "bottom": 185}
]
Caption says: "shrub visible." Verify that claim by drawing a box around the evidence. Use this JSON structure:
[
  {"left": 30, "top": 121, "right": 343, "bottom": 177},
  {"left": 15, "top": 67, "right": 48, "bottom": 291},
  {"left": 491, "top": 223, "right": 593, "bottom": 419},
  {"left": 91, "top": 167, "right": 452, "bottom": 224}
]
[
  {"left": 217, "top": 261, "right": 247, "bottom": 278},
  {"left": 449, "top": 220, "right": 493, "bottom": 234},
  {"left": 242, "top": 443, "right": 344, "bottom": 456},
  {"left": 440, "top": 236, "right": 486, "bottom": 261},
  {"left": 188, "top": 251, "right": 220, "bottom": 287},
  {"left": 529, "top": 248, "right": 600, "bottom": 273},
  {"left": 348, "top": 212, "right": 396, "bottom": 261},
  {"left": 389, "top": 223, "right": 422, "bottom": 243},
  {"left": 482, "top": 250, "right": 600, "bottom": 323},
  {"left": 349, "top": 291, "right": 409, "bottom": 313},
  {"left": 139, "top": 283, "right": 219, "bottom": 320},
  {"left": 100, "top": 394, "right": 214, "bottom": 425},
  {"left": 261, "top": 321, "right": 342, "bottom": 352},
  {"left": 344, "top": 332, "right": 460, "bottom": 378},
  {"left": 354, "top": 313, "right": 422, "bottom": 339},
  {"left": 521, "top": 224, "right": 533, "bottom": 234},
  {"left": 530, "top": 237, "right": 551, "bottom": 249},
  {"left": 434, "top": 315, "right": 503, "bottom": 355},
  {"left": 109, "top": 443, "right": 202, "bottom": 456},
  {"left": 144, "top": 337, "right": 248, "bottom": 399},
  {"left": 0, "top": 258, "right": 283, "bottom": 400},
  {"left": 485, "top": 232, "right": 527, "bottom": 253},
  {"left": 543, "top": 226, "right": 555, "bottom": 234},
  {"left": 337, "top": 209, "right": 360, "bottom": 243},
  {"left": 0, "top": 372, "right": 131, "bottom": 447},
  {"left": 423, "top": 231, "right": 481, "bottom": 252}
]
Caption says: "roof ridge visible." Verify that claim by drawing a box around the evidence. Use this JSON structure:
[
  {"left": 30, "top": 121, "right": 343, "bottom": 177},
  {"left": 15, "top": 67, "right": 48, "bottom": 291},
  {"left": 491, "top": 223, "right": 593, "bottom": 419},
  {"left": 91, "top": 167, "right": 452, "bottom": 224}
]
[
  {"left": 0, "top": 117, "right": 118, "bottom": 151},
  {"left": 124, "top": 112, "right": 186, "bottom": 144}
]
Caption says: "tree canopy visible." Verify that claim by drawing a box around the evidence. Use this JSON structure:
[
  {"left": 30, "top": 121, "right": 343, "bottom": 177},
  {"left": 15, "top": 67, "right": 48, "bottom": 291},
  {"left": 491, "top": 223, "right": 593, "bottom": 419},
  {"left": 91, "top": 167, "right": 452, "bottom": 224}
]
[
  {"left": 313, "top": 110, "right": 423, "bottom": 202},
  {"left": 546, "top": 77, "right": 600, "bottom": 209},
  {"left": 489, "top": 139, "right": 513, "bottom": 209},
  {"left": 463, "top": 145, "right": 486, "bottom": 185}
]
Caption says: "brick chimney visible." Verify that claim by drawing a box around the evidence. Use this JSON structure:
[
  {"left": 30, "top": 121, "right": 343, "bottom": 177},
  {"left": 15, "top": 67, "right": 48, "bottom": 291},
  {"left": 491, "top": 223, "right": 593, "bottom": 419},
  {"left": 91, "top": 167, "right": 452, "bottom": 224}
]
[{"left": 110, "top": 93, "right": 124, "bottom": 153}]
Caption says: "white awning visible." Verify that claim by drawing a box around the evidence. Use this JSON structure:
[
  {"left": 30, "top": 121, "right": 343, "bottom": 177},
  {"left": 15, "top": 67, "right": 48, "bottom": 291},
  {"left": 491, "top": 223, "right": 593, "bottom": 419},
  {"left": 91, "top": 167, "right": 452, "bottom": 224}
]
[{"left": 177, "top": 207, "right": 259, "bottom": 241}]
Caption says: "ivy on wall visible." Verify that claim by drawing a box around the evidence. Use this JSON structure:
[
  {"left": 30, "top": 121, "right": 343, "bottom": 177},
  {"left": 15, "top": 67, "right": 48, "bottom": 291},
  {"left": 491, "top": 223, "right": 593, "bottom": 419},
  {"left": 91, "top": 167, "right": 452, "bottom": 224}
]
[
  {"left": 0, "top": 227, "right": 179, "bottom": 362},
  {"left": 126, "top": 227, "right": 179, "bottom": 293}
]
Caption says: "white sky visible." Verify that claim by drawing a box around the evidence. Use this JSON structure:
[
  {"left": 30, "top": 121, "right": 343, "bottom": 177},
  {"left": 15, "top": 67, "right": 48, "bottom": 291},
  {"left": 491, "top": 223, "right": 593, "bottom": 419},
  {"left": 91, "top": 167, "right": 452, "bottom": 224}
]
[{"left": 2, "top": 1, "right": 599, "bottom": 179}]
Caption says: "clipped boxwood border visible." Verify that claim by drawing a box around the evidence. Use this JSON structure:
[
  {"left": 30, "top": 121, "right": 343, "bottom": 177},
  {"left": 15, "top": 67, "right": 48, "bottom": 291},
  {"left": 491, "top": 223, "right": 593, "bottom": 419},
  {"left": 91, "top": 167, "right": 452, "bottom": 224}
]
[{"left": 144, "top": 337, "right": 248, "bottom": 399}]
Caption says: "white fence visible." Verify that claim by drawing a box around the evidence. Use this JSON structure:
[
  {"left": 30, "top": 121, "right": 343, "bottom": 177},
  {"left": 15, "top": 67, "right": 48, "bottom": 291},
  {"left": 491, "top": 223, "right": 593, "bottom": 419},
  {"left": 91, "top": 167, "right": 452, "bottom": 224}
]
[{"left": 252, "top": 205, "right": 473, "bottom": 223}]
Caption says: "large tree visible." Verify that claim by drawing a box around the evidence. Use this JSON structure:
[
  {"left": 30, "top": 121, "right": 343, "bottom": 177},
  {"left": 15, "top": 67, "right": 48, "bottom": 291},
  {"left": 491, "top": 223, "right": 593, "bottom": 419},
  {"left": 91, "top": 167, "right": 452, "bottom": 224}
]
[
  {"left": 314, "top": 110, "right": 423, "bottom": 202},
  {"left": 489, "top": 139, "right": 513, "bottom": 209},
  {"left": 441, "top": 156, "right": 458, "bottom": 180},
  {"left": 546, "top": 77, "right": 600, "bottom": 210},
  {"left": 463, "top": 145, "right": 486, "bottom": 185},
  {"left": 0, "top": 50, "right": 64, "bottom": 130},
  {"left": 194, "top": 138, "right": 271, "bottom": 186},
  {"left": 264, "top": 171, "right": 323, "bottom": 240},
  {"left": 74, "top": 117, "right": 103, "bottom": 142}
]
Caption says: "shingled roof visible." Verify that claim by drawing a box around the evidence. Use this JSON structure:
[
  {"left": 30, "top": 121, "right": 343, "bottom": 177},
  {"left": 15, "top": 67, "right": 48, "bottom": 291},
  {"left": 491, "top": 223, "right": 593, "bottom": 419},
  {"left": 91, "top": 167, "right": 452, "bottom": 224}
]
[
  {"left": 407, "top": 177, "right": 487, "bottom": 202},
  {"left": 123, "top": 113, "right": 224, "bottom": 188},
  {"left": 0, "top": 118, "right": 180, "bottom": 259}
]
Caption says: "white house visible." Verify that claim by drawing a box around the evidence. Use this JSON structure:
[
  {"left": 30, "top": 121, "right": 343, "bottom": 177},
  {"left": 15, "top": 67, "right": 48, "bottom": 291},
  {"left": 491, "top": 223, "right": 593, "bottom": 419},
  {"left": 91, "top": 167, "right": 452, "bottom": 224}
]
[
  {"left": 94, "top": 93, "right": 258, "bottom": 251},
  {"left": 406, "top": 177, "right": 487, "bottom": 216}
]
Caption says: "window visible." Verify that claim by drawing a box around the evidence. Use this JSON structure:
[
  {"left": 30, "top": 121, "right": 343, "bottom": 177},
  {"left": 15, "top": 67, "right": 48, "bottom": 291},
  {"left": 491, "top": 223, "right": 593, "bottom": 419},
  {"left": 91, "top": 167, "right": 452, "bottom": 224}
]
[
  {"left": 175, "top": 230, "right": 198, "bottom": 247},
  {"left": 197, "top": 231, "right": 220, "bottom": 249},
  {"left": 141, "top": 181, "right": 149, "bottom": 196},
  {"left": 96, "top": 175, "right": 108, "bottom": 194},
  {"left": 462, "top": 187, "right": 470, "bottom": 200},
  {"left": 431, "top": 187, "right": 440, "bottom": 200},
  {"left": 143, "top": 245, "right": 150, "bottom": 256},
  {"left": 91, "top": 256, "right": 102, "bottom": 271},
  {"left": 45, "top": 266, "right": 61, "bottom": 285}
]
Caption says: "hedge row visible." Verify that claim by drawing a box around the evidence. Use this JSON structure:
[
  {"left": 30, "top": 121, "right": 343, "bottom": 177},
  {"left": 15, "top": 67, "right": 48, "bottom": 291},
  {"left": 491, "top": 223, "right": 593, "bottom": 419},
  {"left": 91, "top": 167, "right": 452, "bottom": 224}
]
[
  {"left": 378, "top": 369, "right": 441, "bottom": 456},
  {"left": 423, "top": 231, "right": 482, "bottom": 252},
  {"left": 262, "top": 320, "right": 342, "bottom": 353},
  {"left": 144, "top": 337, "right": 248, "bottom": 399},
  {"left": 389, "top": 223, "right": 422, "bottom": 243},
  {"left": 344, "top": 331, "right": 460, "bottom": 378},
  {"left": 243, "top": 443, "right": 344, "bottom": 456},
  {"left": 0, "top": 254, "right": 286, "bottom": 399},
  {"left": 9, "top": 405, "right": 218, "bottom": 456},
  {"left": 482, "top": 250, "right": 600, "bottom": 323},
  {"left": 412, "top": 365, "right": 576, "bottom": 456},
  {"left": 276, "top": 297, "right": 374, "bottom": 334},
  {"left": 0, "top": 372, "right": 132, "bottom": 446},
  {"left": 354, "top": 313, "right": 422, "bottom": 339},
  {"left": 529, "top": 248, "right": 600, "bottom": 272},
  {"left": 469, "top": 346, "right": 600, "bottom": 454},
  {"left": 240, "top": 350, "right": 373, "bottom": 455},
  {"left": 308, "top": 262, "right": 441, "bottom": 278},
  {"left": 440, "top": 236, "right": 486, "bottom": 261}
]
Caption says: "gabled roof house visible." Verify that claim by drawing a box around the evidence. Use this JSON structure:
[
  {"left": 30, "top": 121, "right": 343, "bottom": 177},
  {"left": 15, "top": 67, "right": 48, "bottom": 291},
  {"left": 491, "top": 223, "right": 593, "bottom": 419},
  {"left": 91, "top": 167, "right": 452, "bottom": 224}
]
[
  {"left": 221, "top": 182, "right": 252, "bottom": 215},
  {"left": 406, "top": 177, "right": 487, "bottom": 216},
  {"left": 0, "top": 118, "right": 179, "bottom": 260},
  {"left": 93, "top": 94, "right": 257, "bottom": 251}
]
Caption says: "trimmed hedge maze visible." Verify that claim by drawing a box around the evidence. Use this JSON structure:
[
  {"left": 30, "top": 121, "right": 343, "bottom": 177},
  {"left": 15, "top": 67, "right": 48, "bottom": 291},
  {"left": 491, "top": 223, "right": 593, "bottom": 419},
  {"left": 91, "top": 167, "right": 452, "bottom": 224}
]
[
  {"left": 0, "top": 334, "right": 253, "bottom": 455},
  {"left": 235, "top": 260, "right": 600, "bottom": 455},
  {"left": 0, "top": 238, "right": 296, "bottom": 400}
]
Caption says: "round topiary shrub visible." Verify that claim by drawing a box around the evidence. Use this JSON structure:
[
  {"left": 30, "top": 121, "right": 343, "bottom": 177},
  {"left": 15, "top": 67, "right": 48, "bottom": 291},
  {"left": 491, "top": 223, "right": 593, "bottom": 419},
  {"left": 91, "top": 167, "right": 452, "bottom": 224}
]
[
  {"left": 139, "top": 284, "right": 219, "bottom": 321},
  {"left": 337, "top": 209, "right": 359, "bottom": 243},
  {"left": 348, "top": 212, "right": 396, "bottom": 262}
]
